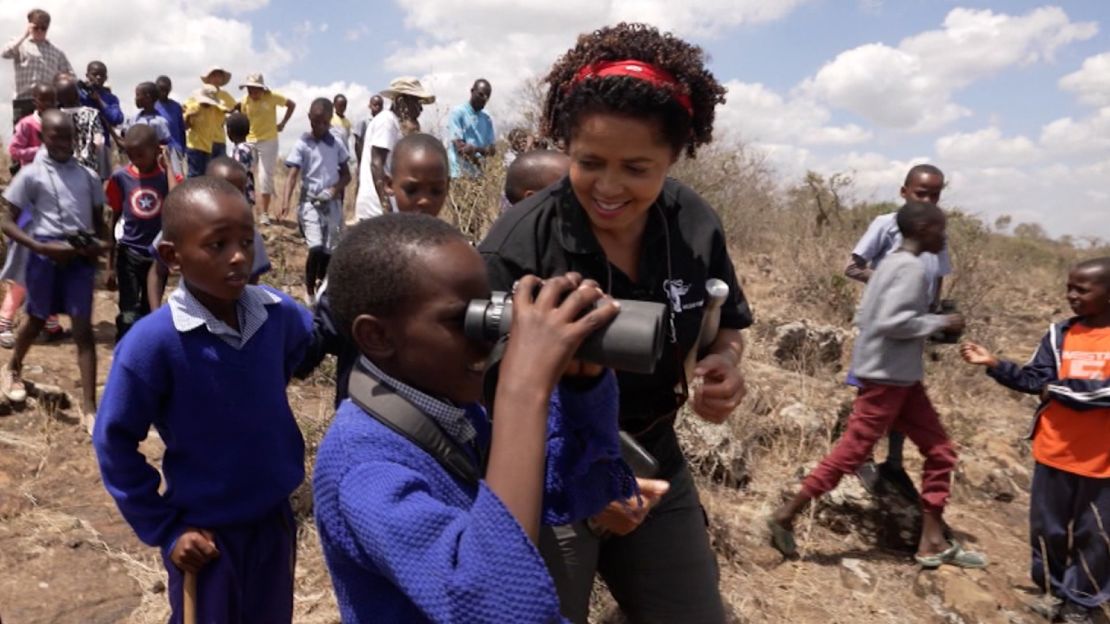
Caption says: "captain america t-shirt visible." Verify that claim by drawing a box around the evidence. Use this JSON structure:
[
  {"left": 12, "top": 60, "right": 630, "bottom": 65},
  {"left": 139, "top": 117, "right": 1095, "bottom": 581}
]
[{"left": 105, "top": 165, "right": 173, "bottom": 255}]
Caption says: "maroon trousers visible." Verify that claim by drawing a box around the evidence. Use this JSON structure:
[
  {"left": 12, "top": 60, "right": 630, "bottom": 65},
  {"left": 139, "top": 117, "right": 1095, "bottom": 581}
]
[{"left": 802, "top": 382, "right": 957, "bottom": 514}]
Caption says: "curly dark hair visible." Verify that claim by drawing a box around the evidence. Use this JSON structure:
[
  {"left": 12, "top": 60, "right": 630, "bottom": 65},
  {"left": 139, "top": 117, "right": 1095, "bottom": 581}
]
[
  {"left": 329, "top": 214, "right": 466, "bottom": 335},
  {"left": 542, "top": 22, "right": 726, "bottom": 158}
]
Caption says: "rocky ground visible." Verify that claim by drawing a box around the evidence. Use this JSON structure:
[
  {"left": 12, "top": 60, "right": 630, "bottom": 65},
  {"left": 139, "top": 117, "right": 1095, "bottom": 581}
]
[{"left": 0, "top": 199, "right": 1101, "bottom": 622}]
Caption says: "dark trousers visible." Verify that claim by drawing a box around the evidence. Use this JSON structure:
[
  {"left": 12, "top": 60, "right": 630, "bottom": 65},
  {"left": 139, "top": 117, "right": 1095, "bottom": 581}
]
[
  {"left": 162, "top": 502, "right": 296, "bottom": 623},
  {"left": 1031, "top": 462, "right": 1110, "bottom": 608},
  {"left": 115, "top": 246, "right": 152, "bottom": 342},
  {"left": 187, "top": 149, "right": 211, "bottom": 178},
  {"left": 540, "top": 466, "right": 725, "bottom": 624}
]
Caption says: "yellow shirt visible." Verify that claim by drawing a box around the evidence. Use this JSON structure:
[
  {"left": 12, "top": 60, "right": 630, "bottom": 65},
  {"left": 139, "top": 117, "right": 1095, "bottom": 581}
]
[
  {"left": 210, "top": 88, "right": 236, "bottom": 145},
  {"left": 240, "top": 91, "right": 289, "bottom": 142},
  {"left": 183, "top": 98, "right": 226, "bottom": 153}
]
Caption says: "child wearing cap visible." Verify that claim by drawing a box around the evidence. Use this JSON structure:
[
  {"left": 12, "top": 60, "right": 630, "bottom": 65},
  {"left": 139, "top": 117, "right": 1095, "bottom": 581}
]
[
  {"left": 353, "top": 77, "right": 434, "bottom": 221},
  {"left": 237, "top": 73, "right": 296, "bottom": 225}
]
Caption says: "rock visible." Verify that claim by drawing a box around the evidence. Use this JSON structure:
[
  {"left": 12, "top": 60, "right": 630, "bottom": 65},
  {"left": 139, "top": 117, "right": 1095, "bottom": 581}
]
[
  {"left": 959, "top": 459, "right": 1018, "bottom": 503},
  {"left": 26, "top": 382, "right": 71, "bottom": 411},
  {"left": 776, "top": 402, "right": 825, "bottom": 436},
  {"left": 839, "top": 557, "right": 875, "bottom": 593},
  {"left": 772, "top": 321, "right": 847, "bottom": 374},
  {"left": 915, "top": 568, "right": 1002, "bottom": 624},
  {"left": 151, "top": 580, "right": 165, "bottom": 594},
  {"left": 676, "top": 413, "right": 749, "bottom": 490}
]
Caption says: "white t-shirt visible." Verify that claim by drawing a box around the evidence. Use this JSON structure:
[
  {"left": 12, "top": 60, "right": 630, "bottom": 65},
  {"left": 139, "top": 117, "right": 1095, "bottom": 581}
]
[{"left": 354, "top": 112, "right": 402, "bottom": 221}]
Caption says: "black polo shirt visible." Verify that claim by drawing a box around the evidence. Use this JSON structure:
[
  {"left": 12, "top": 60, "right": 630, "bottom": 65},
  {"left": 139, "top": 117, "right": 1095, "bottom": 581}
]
[{"left": 479, "top": 177, "right": 753, "bottom": 477}]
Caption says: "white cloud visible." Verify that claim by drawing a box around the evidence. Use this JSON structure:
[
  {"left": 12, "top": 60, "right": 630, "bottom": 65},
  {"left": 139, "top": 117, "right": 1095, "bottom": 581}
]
[
  {"left": 1039, "top": 107, "right": 1110, "bottom": 155},
  {"left": 802, "top": 7, "right": 1096, "bottom": 131},
  {"left": 715, "top": 81, "right": 871, "bottom": 146},
  {"left": 1060, "top": 52, "right": 1110, "bottom": 107},
  {"left": 935, "top": 127, "right": 1039, "bottom": 167}
]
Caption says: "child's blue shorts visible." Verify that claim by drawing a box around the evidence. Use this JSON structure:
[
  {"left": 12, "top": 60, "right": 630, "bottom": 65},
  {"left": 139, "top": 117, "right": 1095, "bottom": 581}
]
[{"left": 25, "top": 237, "right": 95, "bottom": 321}]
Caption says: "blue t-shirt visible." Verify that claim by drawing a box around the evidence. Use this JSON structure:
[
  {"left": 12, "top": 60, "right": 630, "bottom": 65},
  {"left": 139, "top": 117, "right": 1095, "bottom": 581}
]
[
  {"left": 285, "top": 132, "right": 349, "bottom": 197},
  {"left": 154, "top": 98, "right": 187, "bottom": 152},
  {"left": 106, "top": 165, "right": 169, "bottom": 255},
  {"left": 127, "top": 112, "right": 171, "bottom": 146},
  {"left": 1, "top": 154, "right": 103, "bottom": 238},
  {"left": 446, "top": 103, "right": 494, "bottom": 178}
]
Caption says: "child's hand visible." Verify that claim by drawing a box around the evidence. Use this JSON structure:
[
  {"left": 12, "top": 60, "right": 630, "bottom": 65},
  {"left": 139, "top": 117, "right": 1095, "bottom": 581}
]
[
  {"left": 170, "top": 528, "right": 219, "bottom": 574},
  {"left": 590, "top": 478, "right": 670, "bottom": 536},
  {"left": 960, "top": 341, "right": 998, "bottom": 367},
  {"left": 501, "top": 274, "right": 620, "bottom": 391},
  {"left": 34, "top": 241, "right": 78, "bottom": 263},
  {"left": 942, "top": 314, "right": 965, "bottom": 333}
]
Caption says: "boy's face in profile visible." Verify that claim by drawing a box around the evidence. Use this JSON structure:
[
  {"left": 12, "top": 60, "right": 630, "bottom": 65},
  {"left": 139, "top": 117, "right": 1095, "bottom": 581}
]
[
  {"left": 917, "top": 213, "right": 947, "bottom": 255},
  {"left": 387, "top": 149, "right": 449, "bottom": 217},
  {"left": 163, "top": 191, "right": 255, "bottom": 303},
  {"left": 375, "top": 240, "right": 492, "bottom": 404},
  {"left": 134, "top": 87, "right": 153, "bottom": 110},
  {"left": 901, "top": 173, "right": 944, "bottom": 205},
  {"left": 1067, "top": 266, "right": 1110, "bottom": 318}
]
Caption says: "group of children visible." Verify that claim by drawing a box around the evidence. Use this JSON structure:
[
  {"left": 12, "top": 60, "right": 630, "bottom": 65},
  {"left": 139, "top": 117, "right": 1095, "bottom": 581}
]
[{"left": 0, "top": 21, "right": 1105, "bottom": 624}]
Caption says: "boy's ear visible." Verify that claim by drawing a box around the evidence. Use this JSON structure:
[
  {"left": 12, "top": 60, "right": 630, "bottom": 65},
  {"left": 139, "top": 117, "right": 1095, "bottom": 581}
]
[
  {"left": 383, "top": 174, "right": 394, "bottom": 197},
  {"left": 157, "top": 240, "right": 181, "bottom": 274},
  {"left": 352, "top": 314, "right": 396, "bottom": 361}
]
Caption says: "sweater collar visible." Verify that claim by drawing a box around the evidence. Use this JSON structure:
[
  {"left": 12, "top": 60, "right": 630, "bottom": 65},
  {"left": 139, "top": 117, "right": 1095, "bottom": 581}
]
[{"left": 168, "top": 284, "right": 281, "bottom": 349}]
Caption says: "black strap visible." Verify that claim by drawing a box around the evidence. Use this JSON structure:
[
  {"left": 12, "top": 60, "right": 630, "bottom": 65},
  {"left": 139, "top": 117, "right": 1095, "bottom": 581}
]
[{"left": 348, "top": 361, "right": 481, "bottom": 486}]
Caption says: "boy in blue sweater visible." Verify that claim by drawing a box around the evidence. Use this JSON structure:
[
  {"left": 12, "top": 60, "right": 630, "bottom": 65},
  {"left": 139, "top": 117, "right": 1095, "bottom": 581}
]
[
  {"left": 313, "top": 213, "right": 630, "bottom": 623},
  {"left": 93, "top": 176, "right": 312, "bottom": 623}
]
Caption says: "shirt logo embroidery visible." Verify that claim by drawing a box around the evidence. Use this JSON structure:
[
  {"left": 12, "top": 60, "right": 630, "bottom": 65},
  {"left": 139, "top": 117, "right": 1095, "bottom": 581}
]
[{"left": 129, "top": 188, "right": 162, "bottom": 219}]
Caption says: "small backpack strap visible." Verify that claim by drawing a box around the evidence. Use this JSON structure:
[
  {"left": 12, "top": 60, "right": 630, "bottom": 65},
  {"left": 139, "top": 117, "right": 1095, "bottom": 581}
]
[{"left": 347, "top": 360, "right": 480, "bottom": 486}]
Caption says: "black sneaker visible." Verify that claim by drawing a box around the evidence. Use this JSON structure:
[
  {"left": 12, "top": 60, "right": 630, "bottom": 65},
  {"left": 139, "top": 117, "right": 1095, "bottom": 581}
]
[
  {"left": 856, "top": 461, "right": 882, "bottom": 495},
  {"left": 878, "top": 463, "right": 920, "bottom": 502},
  {"left": 1062, "top": 602, "right": 1094, "bottom": 624}
]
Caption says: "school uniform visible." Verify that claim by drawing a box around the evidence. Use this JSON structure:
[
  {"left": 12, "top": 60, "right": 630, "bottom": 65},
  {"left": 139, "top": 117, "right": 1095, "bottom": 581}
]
[
  {"left": 93, "top": 284, "right": 312, "bottom": 623},
  {"left": 1, "top": 153, "right": 103, "bottom": 321},
  {"left": 104, "top": 165, "right": 173, "bottom": 340},
  {"left": 985, "top": 318, "right": 1110, "bottom": 609},
  {"left": 479, "top": 177, "right": 752, "bottom": 623},
  {"left": 294, "top": 286, "right": 356, "bottom": 407},
  {"left": 285, "top": 132, "right": 349, "bottom": 254},
  {"left": 313, "top": 357, "right": 633, "bottom": 623}
]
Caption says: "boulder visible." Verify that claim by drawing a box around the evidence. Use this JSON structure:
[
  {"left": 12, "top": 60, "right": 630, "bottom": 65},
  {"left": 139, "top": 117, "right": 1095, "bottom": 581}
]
[
  {"left": 915, "top": 568, "right": 1004, "bottom": 623},
  {"left": 772, "top": 321, "right": 848, "bottom": 375}
]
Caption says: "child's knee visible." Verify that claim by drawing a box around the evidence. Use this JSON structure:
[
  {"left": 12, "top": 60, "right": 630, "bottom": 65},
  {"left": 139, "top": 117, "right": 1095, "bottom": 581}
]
[{"left": 70, "top": 318, "right": 95, "bottom": 344}]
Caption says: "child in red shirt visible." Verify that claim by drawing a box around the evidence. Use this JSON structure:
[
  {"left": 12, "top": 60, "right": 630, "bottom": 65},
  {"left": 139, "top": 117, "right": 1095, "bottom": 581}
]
[{"left": 963, "top": 257, "right": 1110, "bottom": 622}]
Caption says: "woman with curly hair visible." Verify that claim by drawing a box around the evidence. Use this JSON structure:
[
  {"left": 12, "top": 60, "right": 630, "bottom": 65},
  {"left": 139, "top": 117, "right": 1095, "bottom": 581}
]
[{"left": 480, "top": 22, "right": 752, "bottom": 623}]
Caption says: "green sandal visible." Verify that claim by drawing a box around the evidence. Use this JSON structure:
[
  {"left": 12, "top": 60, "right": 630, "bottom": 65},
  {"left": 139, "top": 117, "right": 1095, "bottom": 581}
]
[
  {"left": 767, "top": 517, "right": 797, "bottom": 558},
  {"left": 916, "top": 541, "right": 988, "bottom": 569}
]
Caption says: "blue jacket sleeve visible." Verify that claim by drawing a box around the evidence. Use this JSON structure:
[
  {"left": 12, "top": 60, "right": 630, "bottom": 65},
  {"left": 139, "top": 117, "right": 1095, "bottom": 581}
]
[
  {"left": 97, "top": 90, "right": 125, "bottom": 127},
  {"left": 543, "top": 371, "right": 636, "bottom": 525},
  {"left": 294, "top": 292, "right": 345, "bottom": 379},
  {"left": 986, "top": 331, "right": 1057, "bottom": 395},
  {"left": 92, "top": 358, "right": 182, "bottom": 548},
  {"left": 282, "top": 295, "right": 314, "bottom": 382},
  {"left": 336, "top": 462, "right": 563, "bottom": 623}
]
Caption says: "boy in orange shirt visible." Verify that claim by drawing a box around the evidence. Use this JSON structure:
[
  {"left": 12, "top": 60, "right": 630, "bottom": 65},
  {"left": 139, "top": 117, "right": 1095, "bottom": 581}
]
[{"left": 963, "top": 257, "right": 1110, "bottom": 622}]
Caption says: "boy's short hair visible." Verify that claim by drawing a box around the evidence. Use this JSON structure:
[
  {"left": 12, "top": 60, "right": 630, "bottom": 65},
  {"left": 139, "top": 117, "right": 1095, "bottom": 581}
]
[
  {"left": 1075, "top": 257, "right": 1110, "bottom": 287},
  {"left": 391, "top": 133, "right": 448, "bottom": 172},
  {"left": 905, "top": 164, "right": 944, "bottom": 185},
  {"left": 136, "top": 81, "right": 159, "bottom": 100},
  {"left": 310, "top": 97, "right": 334, "bottom": 115},
  {"left": 329, "top": 214, "right": 466, "bottom": 335},
  {"left": 895, "top": 201, "right": 943, "bottom": 236},
  {"left": 226, "top": 112, "right": 250, "bottom": 139},
  {"left": 505, "top": 150, "right": 570, "bottom": 204},
  {"left": 162, "top": 177, "right": 244, "bottom": 243},
  {"left": 207, "top": 155, "right": 246, "bottom": 176},
  {"left": 123, "top": 124, "right": 158, "bottom": 149}
]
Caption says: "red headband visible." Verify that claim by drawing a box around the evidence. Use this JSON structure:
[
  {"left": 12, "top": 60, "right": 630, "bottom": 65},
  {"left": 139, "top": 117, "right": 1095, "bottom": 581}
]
[{"left": 571, "top": 60, "right": 693, "bottom": 116}]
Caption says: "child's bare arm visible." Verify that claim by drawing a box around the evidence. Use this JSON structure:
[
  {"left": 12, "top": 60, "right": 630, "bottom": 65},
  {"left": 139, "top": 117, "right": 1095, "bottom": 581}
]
[
  {"left": 282, "top": 166, "right": 300, "bottom": 217},
  {"left": 844, "top": 254, "right": 872, "bottom": 283},
  {"left": 333, "top": 162, "right": 351, "bottom": 198},
  {"left": 277, "top": 99, "right": 296, "bottom": 132},
  {"left": 370, "top": 147, "right": 390, "bottom": 212},
  {"left": 146, "top": 262, "right": 168, "bottom": 310}
]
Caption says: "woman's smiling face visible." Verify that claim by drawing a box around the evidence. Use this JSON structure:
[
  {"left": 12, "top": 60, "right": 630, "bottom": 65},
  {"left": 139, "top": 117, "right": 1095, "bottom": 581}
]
[{"left": 567, "top": 112, "right": 676, "bottom": 237}]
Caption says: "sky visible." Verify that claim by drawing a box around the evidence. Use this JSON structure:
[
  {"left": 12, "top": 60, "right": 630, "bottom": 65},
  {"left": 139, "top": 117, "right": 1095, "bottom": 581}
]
[{"left": 1, "top": 0, "right": 1107, "bottom": 238}]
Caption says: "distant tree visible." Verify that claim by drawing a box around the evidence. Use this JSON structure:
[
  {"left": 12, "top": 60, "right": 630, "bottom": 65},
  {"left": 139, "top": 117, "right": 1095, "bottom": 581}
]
[
  {"left": 993, "top": 215, "right": 1012, "bottom": 232},
  {"left": 1014, "top": 222, "right": 1048, "bottom": 241}
]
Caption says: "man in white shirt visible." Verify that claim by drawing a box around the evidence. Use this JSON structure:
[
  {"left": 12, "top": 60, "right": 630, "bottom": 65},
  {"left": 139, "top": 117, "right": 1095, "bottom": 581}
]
[{"left": 354, "top": 79, "right": 434, "bottom": 221}]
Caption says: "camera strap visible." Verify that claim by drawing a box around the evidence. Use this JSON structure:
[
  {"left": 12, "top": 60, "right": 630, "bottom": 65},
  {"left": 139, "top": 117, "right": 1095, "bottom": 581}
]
[{"left": 348, "top": 359, "right": 481, "bottom": 486}]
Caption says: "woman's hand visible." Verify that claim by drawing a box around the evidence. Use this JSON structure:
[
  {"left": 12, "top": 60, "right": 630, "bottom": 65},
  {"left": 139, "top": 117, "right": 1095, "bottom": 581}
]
[
  {"left": 690, "top": 353, "right": 745, "bottom": 424},
  {"left": 590, "top": 478, "right": 670, "bottom": 536}
]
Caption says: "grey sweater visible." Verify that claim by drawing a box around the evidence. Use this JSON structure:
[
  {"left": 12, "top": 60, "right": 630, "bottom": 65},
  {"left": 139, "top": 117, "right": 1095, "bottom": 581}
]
[{"left": 851, "top": 249, "right": 948, "bottom": 384}]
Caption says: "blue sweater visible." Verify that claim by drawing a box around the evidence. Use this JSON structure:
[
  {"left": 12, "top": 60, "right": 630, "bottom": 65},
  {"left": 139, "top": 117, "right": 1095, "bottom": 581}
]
[
  {"left": 313, "top": 374, "right": 632, "bottom": 623},
  {"left": 93, "top": 288, "right": 312, "bottom": 550}
]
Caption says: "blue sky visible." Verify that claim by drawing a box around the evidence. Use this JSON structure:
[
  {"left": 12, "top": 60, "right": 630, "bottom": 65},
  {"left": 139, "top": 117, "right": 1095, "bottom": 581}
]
[{"left": 2, "top": 1, "right": 1108, "bottom": 237}]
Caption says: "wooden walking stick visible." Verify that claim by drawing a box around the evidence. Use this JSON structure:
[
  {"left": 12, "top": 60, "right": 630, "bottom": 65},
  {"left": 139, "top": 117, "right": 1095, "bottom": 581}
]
[{"left": 183, "top": 570, "right": 198, "bottom": 624}]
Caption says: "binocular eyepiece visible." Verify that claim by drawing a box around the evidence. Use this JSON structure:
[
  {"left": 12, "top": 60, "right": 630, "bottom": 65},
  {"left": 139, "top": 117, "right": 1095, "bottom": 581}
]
[{"left": 463, "top": 292, "right": 667, "bottom": 375}]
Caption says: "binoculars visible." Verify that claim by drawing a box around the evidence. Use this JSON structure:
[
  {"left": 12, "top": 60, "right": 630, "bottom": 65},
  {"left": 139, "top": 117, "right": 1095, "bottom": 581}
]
[{"left": 464, "top": 292, "right": 667, "bottom": 375}]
